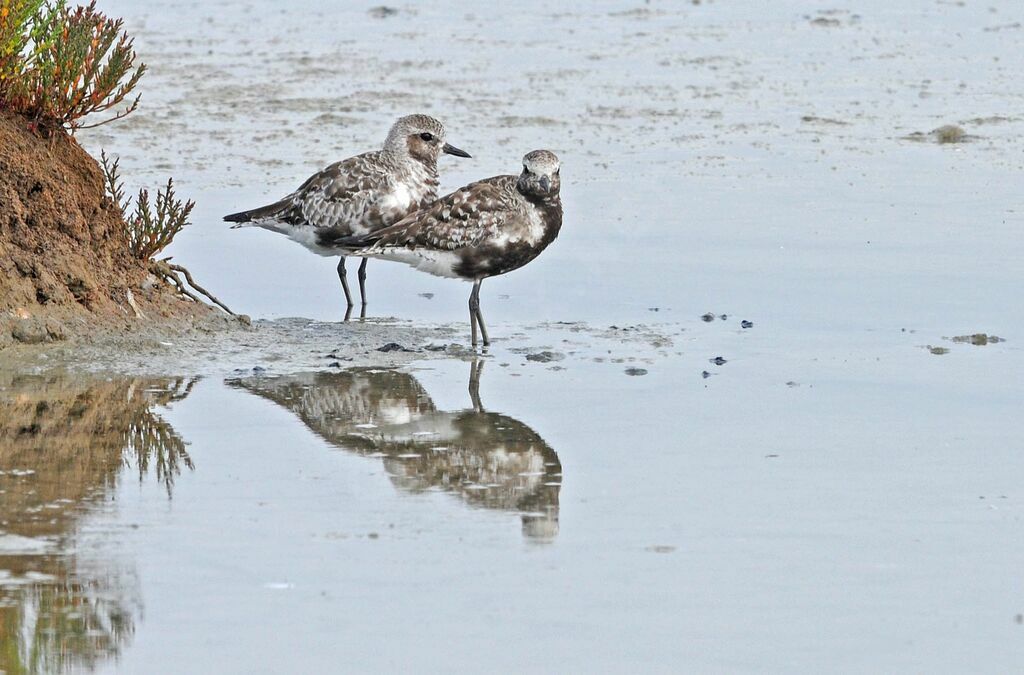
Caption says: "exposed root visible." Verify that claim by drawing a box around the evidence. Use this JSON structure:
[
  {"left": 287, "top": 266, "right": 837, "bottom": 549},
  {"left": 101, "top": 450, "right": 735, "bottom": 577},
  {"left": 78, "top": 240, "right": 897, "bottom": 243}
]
[
  {"left": 150, "top": 258, "right": 237, "bottom": 316},
  {"left": 125, "top": 289, "right": 146, "bottom": 319}
]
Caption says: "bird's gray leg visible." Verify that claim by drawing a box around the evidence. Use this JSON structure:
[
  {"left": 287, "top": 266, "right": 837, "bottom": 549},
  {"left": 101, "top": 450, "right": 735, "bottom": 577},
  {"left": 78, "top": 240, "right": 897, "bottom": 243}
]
[
  {"left": 469, "top": 283, "right": 479, "bottom": 346},
  {"left": 475, "top": 280, "right": 490, "bottom": 346},
  {"left": 468, "top": 284, "right": 477, "bottom": 348},
  {"left": 469, "top": 359, "right": 485, "bottom": 412},
  {"left": 469, "top": 280, "right": 490, "bottom": 347},
  {"left": 337, "top": 257, "right": 355, "bottom": 310},
  {"left": 357, "top": 258, "right": 368, "bottom": 307}
]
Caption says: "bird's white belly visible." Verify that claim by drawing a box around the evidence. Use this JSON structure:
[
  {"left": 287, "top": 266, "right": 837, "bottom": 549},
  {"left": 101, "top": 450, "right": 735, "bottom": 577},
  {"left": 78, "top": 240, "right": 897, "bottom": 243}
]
[
  {"left": 374, "top": 249, "right": 463, "bottom": 279},
  {"left": 286, "top": 225, "right": 337, "bottom": 256}
]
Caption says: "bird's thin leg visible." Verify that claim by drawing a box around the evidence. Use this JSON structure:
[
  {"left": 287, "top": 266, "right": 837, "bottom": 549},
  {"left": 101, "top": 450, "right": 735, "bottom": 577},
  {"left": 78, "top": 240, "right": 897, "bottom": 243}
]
[
  {"left": 474, "top": 280, "right": 489, "bottom": 346},
  {"left": 469, "top": 359, "right": 485, "bottom": 412},
  {"left": 337, "top": 257, "right": 355, "bottom": 310},
  {"left": 469, "top": 283, "right": 479, "bottom": 346},
  {"left": 357, "top": 258, "right": 368, "bottom": 307}
]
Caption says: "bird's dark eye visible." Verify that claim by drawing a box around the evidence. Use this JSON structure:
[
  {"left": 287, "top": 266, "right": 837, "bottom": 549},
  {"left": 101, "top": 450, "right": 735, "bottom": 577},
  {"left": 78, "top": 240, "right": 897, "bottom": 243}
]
[{"left": 419, "top": 132, "right": 434, "bottom": 142}]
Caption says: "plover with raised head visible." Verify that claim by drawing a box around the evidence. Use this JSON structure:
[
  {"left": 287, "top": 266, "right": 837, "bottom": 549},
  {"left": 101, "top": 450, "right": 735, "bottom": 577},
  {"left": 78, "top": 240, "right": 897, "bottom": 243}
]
[
  {"left": 223, "top": 114, "right": 470, "bottom": 314},
  {"left": 329, "top": 150, "right": 562, "bottom": 346}
]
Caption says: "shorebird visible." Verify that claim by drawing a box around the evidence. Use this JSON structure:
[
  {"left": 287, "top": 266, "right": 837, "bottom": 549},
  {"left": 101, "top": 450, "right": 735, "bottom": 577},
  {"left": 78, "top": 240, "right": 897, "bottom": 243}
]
[
  {"left": 222, "top": 114, "right": 470, "bottom": 315},
  {"left": 331, "top": 150, "right": 563, "bottom": 346}
]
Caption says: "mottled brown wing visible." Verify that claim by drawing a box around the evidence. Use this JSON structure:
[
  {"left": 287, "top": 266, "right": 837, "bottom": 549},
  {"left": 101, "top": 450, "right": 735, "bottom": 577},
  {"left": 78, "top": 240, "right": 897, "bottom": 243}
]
[
  {"left": 281, "top": 152, "right": 394, "bottom": 233},
  {"left": 366, "top": 176, "right": 518, "bottom": 251}
]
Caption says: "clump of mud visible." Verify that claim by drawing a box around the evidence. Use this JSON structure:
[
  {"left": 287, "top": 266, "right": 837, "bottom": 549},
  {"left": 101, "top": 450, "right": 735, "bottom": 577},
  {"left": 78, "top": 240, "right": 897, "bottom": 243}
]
[
  {"left": 0, "top": 112, "right": 228, "bottom": 349},
  {"left": 903, "top": 124, "right": 974, "bottom": 144},
  {"left": 948, "top": 333, "right": 1005, "bottom": 346}
]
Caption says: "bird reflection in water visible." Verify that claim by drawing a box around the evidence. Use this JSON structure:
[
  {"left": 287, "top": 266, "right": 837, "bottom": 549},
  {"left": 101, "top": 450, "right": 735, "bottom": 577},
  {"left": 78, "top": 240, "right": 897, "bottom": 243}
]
[
  {"left": 0, "top": 372, "right": 196, "bottom": 674},
  {"left": 229, "top": 361, "right": 561, "bottom": 540}
]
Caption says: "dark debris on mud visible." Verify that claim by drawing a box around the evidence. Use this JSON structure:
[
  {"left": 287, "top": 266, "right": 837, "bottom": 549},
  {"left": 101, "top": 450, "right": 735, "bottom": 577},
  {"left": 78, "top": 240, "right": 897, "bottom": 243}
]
[{"left": 948, "top": 333, "right": 1005, "bottom": 346}]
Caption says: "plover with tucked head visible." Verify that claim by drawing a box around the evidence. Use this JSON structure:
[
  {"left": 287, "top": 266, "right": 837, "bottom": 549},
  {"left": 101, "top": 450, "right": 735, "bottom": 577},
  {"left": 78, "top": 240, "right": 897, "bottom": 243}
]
[
  {"left": 223, "top": 114, "right": 470, "bottom": 314},
  {"left": 329, "top": 150, "right": 562, "bottom": 346}
]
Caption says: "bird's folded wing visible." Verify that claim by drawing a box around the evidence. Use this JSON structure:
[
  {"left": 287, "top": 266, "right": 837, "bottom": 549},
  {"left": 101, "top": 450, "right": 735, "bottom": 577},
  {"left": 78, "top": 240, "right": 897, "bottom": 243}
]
[
  {"left": 340, "top": 176, "right": 517, "bottom": 251},
  {"left": 293, "top": 153, "right": 392, "bottom": 232}
]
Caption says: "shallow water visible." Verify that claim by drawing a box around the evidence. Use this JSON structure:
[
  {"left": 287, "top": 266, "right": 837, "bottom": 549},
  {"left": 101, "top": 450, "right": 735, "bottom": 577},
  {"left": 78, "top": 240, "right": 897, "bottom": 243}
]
[
  {"left": 3, "top": 342, "right": 1023, "bottom": 671},
  {"left": 4, "top": 0, "right": 1024, "bottom": 672}
]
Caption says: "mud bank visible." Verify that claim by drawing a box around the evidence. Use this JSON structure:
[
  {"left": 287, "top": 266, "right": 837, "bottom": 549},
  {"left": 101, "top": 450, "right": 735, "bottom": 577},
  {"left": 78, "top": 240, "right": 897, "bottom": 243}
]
[{"left": 0, "top": 112, "right": 231, "bottom": 349}]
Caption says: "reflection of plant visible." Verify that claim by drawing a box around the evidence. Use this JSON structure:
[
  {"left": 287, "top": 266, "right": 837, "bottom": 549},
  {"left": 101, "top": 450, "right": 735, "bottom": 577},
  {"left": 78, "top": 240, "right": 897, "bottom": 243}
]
[
  {"left": 0, "top": 0, "right": 146, "bottom": 132},
  {"left": 5, "top": 580, "right": 135, "bottom": 674},
  {"left": 0, "top": 373, "right": 197, "bottom": 674},
  {"left": 124, "top": 380, "right": 196, "bottom": 498},
  {"left": 126, "top": 376, "right": 196, "bottom": 496}
]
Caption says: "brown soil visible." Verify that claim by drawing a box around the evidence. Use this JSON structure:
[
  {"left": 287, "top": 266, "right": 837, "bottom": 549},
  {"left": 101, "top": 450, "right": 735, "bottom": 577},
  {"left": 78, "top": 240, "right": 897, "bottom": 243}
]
[{"left": 0, "top": 111, "right": 228, "bottom": 349}]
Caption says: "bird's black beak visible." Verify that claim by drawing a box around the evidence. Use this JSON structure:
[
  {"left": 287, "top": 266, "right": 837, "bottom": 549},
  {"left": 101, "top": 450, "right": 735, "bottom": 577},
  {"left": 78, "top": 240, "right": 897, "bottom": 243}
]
[
  {"left": 539, "top": 175, "right": 551, "bottom": 192},
  {"left": 442, "top": 143, "right": 471, "bottom": 158}
]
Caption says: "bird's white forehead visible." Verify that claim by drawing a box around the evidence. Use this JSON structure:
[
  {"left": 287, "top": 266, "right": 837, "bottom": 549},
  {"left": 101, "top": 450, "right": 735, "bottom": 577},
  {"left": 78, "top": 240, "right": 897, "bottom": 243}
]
[{"left": 522, "top": 150, "right": 560, "bottom": 175}]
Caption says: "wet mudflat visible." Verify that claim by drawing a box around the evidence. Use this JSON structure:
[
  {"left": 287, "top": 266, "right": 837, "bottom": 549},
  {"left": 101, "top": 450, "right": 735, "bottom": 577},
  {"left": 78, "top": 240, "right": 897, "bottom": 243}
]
[{"left": 3, "top": 0, "right": 1024, "bottom": 672}]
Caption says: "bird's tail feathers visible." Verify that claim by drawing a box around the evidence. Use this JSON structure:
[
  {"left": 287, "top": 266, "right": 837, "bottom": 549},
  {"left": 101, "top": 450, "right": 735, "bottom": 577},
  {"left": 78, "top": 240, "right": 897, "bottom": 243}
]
[{"left": 223, "top": 197, "right": 293, "bottom": 228}]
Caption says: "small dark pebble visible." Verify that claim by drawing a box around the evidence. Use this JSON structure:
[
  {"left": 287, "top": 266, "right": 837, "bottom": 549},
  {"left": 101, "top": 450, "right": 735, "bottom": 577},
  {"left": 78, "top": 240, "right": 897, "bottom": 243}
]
[
  {"left": 327, "top": 362, "right": 341, "bottom": 368},
  {"left": 624, "top": 367, "right": 648, "bottom": 376},
  {"left": 719, "top": 314, "right": 727, "bottom": 320},
  {"left": 377, "top": 343, "right": 413, "bottom": 353},
  {"left": 368, "top": 6, "right": 398, "bottom": 18},
  {"left": 701, "top": 313, "right": 715, "bottom": 322},
  {"left": 701, "top": 370, "right": 712, "bottom": 379},
  {"left": 741, "top": 320, "right": 753, "bottom": 329},
  {"left": 765, "top": 454, "right": 779, "bottom": 458},
  {"left": 252, "top": 366, "right": 267, "bottom": 374},
  {"left": 418, "top": 293, "right": 434, "bottom": 299},
  {"left": 648, "top": 307, "right": 660, "bottom": 312},
  {"left": 709, "top": 356, "right": 727, "bottom": 365}
]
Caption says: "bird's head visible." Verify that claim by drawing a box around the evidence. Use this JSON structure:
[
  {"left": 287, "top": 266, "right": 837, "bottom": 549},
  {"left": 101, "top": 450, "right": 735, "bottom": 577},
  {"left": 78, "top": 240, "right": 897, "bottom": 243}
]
[
  {"left": 384, "top": 114, "right": 471, "bottom": 165},
  {"left": 516, "top": 150, "right": 561, "bottom": 200}
]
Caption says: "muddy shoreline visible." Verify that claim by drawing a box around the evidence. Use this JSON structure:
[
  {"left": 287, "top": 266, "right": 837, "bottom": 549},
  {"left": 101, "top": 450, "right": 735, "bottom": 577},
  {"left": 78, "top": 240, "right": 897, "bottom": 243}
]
[{"left": 0, "top": 315, "right": 683, "bottom": 377}]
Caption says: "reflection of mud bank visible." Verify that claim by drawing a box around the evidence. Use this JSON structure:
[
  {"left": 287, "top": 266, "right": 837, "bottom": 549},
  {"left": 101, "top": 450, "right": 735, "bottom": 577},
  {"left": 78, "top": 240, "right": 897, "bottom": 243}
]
[
  {"left": 229, "top": 364, "right": 561, "bottom": 540},
  {"left": 0, "top": 372, "right": 195, "bottom": 674}
]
